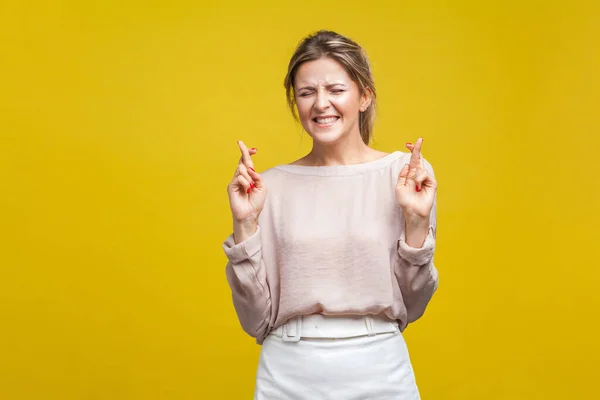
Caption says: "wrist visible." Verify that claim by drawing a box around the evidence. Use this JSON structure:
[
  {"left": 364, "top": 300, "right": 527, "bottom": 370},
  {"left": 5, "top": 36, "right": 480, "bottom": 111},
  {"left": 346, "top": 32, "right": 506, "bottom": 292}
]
[
  {"left": 403, "top": 214, "right": 430, "bottom": 248},
  {"left": 233, "top": 218, "right": 258, "bottom": 244},
  {"left": 403, "top": 212, "right": 430, "bottom": 228}
]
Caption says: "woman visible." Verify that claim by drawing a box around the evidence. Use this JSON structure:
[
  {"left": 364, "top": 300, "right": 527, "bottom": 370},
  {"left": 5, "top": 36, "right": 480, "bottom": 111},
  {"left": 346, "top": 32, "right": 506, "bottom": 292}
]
[{"left": 223, "top": 30, "right": 438, "bottom": 399}]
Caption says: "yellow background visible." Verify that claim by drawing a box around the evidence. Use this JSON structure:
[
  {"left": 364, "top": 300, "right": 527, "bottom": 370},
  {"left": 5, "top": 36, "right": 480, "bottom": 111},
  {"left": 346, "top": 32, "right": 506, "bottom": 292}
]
[{"left": 1, "top": 1, "right": 599, "bottom": 399}]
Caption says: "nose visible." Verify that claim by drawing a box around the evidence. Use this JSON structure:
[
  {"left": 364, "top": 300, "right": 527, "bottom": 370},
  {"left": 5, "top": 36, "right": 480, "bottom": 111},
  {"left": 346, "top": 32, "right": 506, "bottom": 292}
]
[{"left": 315, "top": 89, "right": 330, "bottom": 111}]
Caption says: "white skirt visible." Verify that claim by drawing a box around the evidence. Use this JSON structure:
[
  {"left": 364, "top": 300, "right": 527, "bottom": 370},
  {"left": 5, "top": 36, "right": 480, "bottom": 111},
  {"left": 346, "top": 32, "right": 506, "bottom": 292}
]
[{"left": 254, "top": 314, "right": 421, "bottom": 400}]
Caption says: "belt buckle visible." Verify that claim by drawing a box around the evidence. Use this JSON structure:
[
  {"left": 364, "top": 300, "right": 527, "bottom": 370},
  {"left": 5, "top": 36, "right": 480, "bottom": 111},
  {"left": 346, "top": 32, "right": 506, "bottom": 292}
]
[
  {"left": 365, "top": 316, "right": 376, "bottom": 337},
  {"left": 282, "top": 317, "right": 302, "bottom": 342}
]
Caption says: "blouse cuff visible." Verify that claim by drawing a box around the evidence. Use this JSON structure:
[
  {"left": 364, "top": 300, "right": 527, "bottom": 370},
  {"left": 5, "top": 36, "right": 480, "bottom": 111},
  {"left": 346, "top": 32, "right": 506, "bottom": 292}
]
[
  {"left": 397, "top": 226, "right": 436, "bottom": 265},
  {"left": 222, "top": 226, "right": 262, "bottom": 264}
]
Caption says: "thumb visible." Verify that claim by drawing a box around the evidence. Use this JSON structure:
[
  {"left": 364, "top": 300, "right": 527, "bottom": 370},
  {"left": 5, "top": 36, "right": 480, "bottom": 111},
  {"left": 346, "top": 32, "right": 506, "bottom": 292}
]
[{"left": 397, "top": 163, "right": 410, "bottom": 186}]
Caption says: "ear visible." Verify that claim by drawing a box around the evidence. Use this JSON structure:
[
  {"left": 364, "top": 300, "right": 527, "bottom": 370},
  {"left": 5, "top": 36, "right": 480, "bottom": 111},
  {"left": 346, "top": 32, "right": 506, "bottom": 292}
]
[{"left": 359, "top": 87, "right": 373, "bottom": 112}]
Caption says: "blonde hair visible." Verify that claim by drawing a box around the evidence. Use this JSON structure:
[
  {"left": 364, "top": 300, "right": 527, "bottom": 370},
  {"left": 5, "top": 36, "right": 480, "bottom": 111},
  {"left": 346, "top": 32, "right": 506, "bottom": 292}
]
[{"left": 283, "top": 30, "right": 377, "bottom": 145}]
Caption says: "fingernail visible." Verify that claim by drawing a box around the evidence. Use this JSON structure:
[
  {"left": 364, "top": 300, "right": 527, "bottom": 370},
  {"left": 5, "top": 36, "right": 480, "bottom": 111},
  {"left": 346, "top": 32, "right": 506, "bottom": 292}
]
[
  {"left": 251, "top": 148, "right": 257, "bottom": 151},
  {"left": 406, "top": 142, "right": 412, "bottom": 145},
  {"left": 416, "top": 185, "right": 421, "bottom": 192},
  {"left": 250, "top": 182, "right": 255, "bottom": 189},
  {"left": 249, "top": 167, "right": 256, "bottom": 172},
  {"left": 247, "top": 188, "right": 251, "bottom": 194}
]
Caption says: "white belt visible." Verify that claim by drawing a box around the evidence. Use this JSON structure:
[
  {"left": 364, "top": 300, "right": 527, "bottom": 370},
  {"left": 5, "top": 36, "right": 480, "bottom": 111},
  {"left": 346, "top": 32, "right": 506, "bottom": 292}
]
[{"left": 271, "top": 314, "right": 399, "bottom": 343}]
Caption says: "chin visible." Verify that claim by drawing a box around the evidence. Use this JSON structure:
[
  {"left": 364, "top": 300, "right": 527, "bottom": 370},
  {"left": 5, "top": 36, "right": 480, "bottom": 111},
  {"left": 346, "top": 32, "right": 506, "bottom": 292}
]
[{"left": 305, "top": 125, "right": 346, "bottom": 145}]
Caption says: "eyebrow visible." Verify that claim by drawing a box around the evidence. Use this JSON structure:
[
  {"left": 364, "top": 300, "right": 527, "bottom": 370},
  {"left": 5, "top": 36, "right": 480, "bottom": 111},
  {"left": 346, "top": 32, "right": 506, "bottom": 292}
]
[{"left": 296, "top": 83, "right": 348, "bottom": 91}]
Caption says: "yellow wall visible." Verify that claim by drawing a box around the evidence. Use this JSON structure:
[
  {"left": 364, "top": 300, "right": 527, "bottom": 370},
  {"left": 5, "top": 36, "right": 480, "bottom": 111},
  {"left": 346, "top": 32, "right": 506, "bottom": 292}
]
[{"left": 1, "top": 1, "right": 599, "bottom": 399}]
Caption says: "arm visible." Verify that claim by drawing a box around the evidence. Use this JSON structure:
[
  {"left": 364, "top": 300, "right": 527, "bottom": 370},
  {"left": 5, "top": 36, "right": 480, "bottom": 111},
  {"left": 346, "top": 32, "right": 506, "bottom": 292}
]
[
  {"left": 396, "top": 193, "right": 438, "bottom": 323},
  {"left": 223, "top": 222, "right": 272, "bottom": 342},
  {"left": 395, "top": 140, "right": 439, "bottom": 323},
  {"left": 224, "top": 140, "right": 271, "bottom": 342}
]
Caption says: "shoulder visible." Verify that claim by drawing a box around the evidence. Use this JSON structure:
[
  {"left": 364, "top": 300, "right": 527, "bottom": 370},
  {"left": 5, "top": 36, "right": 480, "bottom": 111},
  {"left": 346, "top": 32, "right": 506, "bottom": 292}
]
[{"left": 254, "top": 164, "right": 293, "bottom": 186}]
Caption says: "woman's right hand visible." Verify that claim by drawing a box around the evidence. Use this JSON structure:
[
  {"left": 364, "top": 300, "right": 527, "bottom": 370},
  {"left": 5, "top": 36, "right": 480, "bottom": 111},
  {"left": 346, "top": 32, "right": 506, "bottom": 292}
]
[{"left": 227, "top": 141, "right": 267, "bottom": 243}]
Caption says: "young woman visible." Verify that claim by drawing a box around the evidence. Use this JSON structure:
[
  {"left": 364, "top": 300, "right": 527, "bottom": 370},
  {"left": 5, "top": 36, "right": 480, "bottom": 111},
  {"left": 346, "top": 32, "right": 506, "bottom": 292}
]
[{"left": 223, "top": 30, "right": 438, "bottom": 399}]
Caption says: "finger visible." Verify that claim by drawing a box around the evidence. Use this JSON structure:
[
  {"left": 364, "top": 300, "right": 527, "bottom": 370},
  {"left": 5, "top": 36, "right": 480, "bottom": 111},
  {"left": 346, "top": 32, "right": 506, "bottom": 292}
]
[
  {"left": 413, "top": 168, "right": 429, "bottom": 192},
  {"left": 238, "top": 147, "right": 258, "bottom": 164},
  {"left": 408, "top": 137, "right": 423, "bottom": 170},
  {"left": 406, "top": 143, "right": 426, "bottom": 172},
  {"left": 235, "top": 175, "right": 252, "bottom": 194},
  {"left": 234, "top": 151, "right": 259, "bottom": 180},
  {"left": 238, "top": 163, "right": 255, "bottom": 189},
  {"left": 397, "top": 163, "right": 410, "bottom": 186},
  {"left": 235, "top": 143, "right": 257, "bottom": 178},
  {"left": 237, "top": 140, "right": 255, "bottom": 170},
  {"left": 247, "top": 167, "right": 264, "bottom": 189}
]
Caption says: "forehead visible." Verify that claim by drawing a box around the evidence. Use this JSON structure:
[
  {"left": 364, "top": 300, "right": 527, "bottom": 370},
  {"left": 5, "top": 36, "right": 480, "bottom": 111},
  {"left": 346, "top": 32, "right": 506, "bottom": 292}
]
[{"left": 294, "top": 57, "right": 353, "bottom": 86}]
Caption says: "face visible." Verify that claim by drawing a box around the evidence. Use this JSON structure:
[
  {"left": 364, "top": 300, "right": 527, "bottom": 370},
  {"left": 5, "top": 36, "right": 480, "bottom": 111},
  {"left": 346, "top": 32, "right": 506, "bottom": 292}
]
[{"left": 294, "top": 57, "right": 371, "bottom": 145}]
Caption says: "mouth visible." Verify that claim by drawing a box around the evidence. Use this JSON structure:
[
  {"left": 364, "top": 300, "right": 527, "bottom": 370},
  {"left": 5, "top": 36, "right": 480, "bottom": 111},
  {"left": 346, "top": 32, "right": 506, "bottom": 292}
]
[{"left": 312, "top": 116, "right": 340, "bottom": 127}]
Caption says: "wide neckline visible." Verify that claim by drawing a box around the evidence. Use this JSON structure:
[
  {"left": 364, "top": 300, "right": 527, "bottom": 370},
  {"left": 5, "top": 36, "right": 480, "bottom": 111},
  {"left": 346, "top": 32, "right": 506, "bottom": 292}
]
[{"left": 274, "top": 151, "right": 405, "bottom": 177}]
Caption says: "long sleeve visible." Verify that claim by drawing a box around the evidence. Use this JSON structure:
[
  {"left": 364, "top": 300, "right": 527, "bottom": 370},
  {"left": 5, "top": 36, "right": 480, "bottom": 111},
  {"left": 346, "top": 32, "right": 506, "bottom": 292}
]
[
  {"left": 395, "top": 159, "right": 439, "bottom": 324},
  {"left": 396, "top": 227, "right": 438, "bottom": 323},
  {"left": 222, "top": 151, "right": 441, "bottom": 343},
  {"left": 223, "top": 226, "right": 272, "bottom": 342}
]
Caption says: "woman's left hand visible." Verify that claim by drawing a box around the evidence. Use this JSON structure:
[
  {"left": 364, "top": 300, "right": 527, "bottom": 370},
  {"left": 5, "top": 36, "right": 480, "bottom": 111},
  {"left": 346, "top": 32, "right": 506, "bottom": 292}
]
[{"left": 395, "top": 138, "right": 437, "bottom": 221}]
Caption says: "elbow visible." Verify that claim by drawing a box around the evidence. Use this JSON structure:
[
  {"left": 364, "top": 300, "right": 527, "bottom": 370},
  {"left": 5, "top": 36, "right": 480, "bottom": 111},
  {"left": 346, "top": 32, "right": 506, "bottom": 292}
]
[
  {"left": 240, "top": 315, "right": 271, "bottom": 341},
  {"left": 234, "top": 299, "right": 272, "bottom": 340},
  {"left": 405, "top": 277, "right": 438, "bottom": 324},
  {"left": 405, "top": 296, "right": 432, "bottom": 324},
  {"left": 406, "top": 308, "right": 425, "bottom": 324}
]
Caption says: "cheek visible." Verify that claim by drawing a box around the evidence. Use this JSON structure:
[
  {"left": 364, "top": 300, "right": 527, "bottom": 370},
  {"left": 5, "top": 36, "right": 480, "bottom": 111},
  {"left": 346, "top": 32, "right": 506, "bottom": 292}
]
[
  {"left": 295, "top": 100, "right": 311, "bottom": 120},
  {"left": 332, "top": 95, "right": 360, "bottom": 114}
]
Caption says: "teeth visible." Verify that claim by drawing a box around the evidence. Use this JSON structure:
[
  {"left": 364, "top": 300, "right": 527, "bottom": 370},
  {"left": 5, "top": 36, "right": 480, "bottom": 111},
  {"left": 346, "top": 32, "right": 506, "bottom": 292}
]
[{"left": 315, "top": 117, "right": 338, "bottom": 124}]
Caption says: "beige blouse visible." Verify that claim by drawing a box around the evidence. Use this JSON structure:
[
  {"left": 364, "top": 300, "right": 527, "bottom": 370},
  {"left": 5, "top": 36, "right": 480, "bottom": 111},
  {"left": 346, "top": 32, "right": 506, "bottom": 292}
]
[{"left": 223, "top": 151, "right": 438, "bottom": 344}]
